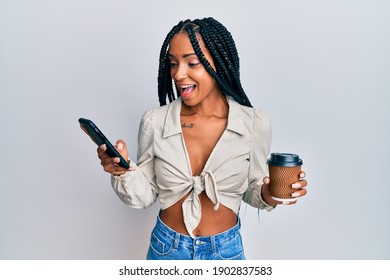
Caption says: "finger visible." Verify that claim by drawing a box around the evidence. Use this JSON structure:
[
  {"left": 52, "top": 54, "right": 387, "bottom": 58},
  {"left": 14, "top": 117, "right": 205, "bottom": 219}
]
[
  {"left": 101, "top": 156, "right": 121, "bottom": 166},
  {"left": 299, "top": 179, "right": 308, "bottom": 188},
  {"left": 263, "top": 176, "right": 270, "bottom": 185},
  {"left": 103, "top": 162, "right": 128, "bottom": 174},
  {"left": 292, "top": 179, "right": 308, "bottom": 189},
  {"left": 116, "top": 139, "right": 126, "bottom": 150},
  {"left": 283, "top": 199, "right": 297, "bottom": 205},
  {"left": 116, "top": 142, "right": 123, "bottom": 151},
  {"left": 97, "top": 144, "right": 107, "bottom": 157},
  {"left": 299, "top": 170, "right": 306, "bottom": 178},
  {"left": 291, "top": 188, "right": 308, "bottom": 198},
  {"left": 114, "top": 139, "right": 129, "bottom": 160}
]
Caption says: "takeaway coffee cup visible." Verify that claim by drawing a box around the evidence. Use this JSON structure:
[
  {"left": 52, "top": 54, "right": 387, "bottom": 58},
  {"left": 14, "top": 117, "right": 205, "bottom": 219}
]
[{"left": 267, "top": 153, "right": 303, "bottom": 202}]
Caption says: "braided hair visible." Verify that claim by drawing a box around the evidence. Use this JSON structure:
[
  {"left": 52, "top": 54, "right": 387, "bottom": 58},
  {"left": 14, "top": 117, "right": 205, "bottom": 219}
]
[{"left": 157, "top": 17, "right": 253, "bottom": 107}]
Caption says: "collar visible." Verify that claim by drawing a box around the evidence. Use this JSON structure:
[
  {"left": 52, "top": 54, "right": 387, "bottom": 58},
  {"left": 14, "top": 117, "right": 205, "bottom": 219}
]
[{"left": 162, "top": 96, "right": 248, "bottom": 138}]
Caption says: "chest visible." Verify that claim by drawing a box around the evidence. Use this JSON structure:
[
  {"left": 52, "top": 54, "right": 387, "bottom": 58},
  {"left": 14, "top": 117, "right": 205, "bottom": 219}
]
[{"left": 180, "top": 115, "right": 227, "bottom": 176}]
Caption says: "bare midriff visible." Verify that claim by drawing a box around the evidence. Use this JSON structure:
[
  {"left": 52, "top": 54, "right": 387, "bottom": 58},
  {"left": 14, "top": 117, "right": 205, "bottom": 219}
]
[{"left": 159, "top": 191, "right": 237, "bottom": 236}]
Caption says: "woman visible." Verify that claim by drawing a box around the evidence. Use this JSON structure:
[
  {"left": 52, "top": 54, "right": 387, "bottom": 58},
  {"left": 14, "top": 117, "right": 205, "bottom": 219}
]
[{"left": 97, "top": 18, "right": 308, "bottom": 260}]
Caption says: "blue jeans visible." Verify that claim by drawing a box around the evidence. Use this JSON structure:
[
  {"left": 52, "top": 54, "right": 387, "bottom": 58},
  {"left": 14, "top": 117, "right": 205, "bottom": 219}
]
[{"left": 146, "top": 214, "right": 246, "bottom": 260}]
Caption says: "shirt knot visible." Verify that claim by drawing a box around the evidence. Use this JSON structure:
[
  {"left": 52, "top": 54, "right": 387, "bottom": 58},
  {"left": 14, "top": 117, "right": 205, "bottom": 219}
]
[
  {"left": 201, "top": 170, "right": 220, "bottom": 211},
  {"left": 192, "top": 176, "right": 204, "bottom": 195},
  {"left": 182, "top": 171, "right": 221, "bottom": 238}
]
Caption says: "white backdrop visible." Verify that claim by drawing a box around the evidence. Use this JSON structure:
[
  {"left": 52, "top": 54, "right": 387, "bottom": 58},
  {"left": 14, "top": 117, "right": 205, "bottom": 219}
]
[{"left": 1, "top": 0, "right": 389, "bottom": 260}]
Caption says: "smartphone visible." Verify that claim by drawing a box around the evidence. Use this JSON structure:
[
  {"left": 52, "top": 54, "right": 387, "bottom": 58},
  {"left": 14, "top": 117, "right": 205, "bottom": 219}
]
[{"left": 78, "top": 118, "right": 130, "bottom": 169}]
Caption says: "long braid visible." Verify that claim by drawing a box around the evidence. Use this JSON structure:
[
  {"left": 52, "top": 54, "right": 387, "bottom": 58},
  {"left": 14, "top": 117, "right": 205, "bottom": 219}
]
[
  {"left": 157, "top": 20, "right": 190, "bottom": 105},
  {"left": 185, "top": 25, "right": 238, "bottom": 102},
  {"left": 195, "top": 20, "right": 234, "bottom": 85},
  {"left": 199, "top": 18, "right": 250, "bottom": 107},
  {"left": 157, "top": 17, "right": 252, "bottom": 107}
]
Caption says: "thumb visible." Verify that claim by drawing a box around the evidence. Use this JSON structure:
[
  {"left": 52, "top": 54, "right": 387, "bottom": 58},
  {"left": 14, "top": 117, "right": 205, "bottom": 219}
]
[
  {"left": 116, "top": 139, "right": 126, "bottom": 151},
  {"left": 263, "top": 176, "right": 270, "bottom": 186}
]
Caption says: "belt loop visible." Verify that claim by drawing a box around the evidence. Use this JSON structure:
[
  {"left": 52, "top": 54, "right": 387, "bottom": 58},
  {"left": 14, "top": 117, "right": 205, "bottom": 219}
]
[
  {"left": 210, "top": 236, "right": 217, "bottom": 255},
  {"left": 174, "top": 232, "right": 180, "bottom": 250}
]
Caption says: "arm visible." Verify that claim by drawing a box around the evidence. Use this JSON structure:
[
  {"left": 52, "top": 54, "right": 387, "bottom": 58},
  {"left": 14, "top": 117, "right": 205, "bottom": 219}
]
[
  {"left": 109, "top": 109, "right": 158, "bottom": 209},
  {"left": 242, "top": 109, "right": 276, "bottom": 211}
]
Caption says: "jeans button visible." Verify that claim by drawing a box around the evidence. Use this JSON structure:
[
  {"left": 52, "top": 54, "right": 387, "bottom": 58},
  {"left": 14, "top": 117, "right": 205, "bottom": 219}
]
[{"left": 195, "top": 240, "right": 201, "bottom": 245}]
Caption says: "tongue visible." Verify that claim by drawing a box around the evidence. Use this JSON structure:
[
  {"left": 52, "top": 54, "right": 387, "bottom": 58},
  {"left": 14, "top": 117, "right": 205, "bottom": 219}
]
[{"left": 181, "top": 85, "right": 195, "bottom": 97}]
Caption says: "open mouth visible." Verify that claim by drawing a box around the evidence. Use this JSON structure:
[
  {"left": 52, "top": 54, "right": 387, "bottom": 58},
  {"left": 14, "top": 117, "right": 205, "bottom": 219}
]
[{"left": 178, "top": 84, "right": 196, "bottom": 98}]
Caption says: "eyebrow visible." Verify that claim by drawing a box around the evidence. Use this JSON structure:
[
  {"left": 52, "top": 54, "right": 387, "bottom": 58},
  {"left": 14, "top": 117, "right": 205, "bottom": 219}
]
[{"left": 168, "top": 53, "right": 197, "bottom": 59}]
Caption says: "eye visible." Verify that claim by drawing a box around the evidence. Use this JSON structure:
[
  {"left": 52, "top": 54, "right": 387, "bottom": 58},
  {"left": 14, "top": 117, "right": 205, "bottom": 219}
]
[
  {"left": 189, "top": 62, "right": 200, "bottom": 67},
  {"left": 169, "top": 61, "right": 178, "bottom": 68}
]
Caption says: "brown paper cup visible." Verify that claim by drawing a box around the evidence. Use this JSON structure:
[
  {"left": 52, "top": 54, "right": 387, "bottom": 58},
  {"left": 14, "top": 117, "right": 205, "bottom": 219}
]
[
  {"left": 268, "top": 165, "right": 301, "bottom": 202},
  {"left": 267, "top": 153, "right": 303, "bottom": 202}
]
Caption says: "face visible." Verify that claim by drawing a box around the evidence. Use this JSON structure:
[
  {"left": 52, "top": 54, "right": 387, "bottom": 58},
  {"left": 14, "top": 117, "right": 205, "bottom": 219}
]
[{"left": 168, "top": 32, "right": 222, "bottom": 106}]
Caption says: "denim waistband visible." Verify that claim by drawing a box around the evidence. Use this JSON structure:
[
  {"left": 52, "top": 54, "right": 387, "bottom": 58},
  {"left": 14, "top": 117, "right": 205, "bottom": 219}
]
[{"left": 155, "top": 214, "right": 241, "bottom": 249}]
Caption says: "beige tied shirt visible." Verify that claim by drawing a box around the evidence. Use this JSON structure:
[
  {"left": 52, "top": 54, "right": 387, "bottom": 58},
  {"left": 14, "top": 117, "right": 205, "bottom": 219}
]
[{"left": 111, "top": 97, "right": 274, "bottom": 238}]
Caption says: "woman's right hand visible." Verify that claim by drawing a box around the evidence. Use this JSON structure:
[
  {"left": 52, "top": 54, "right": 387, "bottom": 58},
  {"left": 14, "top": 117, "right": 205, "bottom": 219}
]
[{"left": 97, "top": 139, "right": 134, "bottom": 176}]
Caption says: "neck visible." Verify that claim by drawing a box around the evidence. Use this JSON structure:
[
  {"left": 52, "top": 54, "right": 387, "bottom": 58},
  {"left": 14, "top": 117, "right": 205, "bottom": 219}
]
[{"left": 181, "top": 93, "right": 228, "bottom": 118}]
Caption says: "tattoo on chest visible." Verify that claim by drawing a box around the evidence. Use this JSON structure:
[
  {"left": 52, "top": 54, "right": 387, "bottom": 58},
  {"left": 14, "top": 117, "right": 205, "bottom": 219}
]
[{"left": 181, "top": 123, "right": 194, "bottom": 129}]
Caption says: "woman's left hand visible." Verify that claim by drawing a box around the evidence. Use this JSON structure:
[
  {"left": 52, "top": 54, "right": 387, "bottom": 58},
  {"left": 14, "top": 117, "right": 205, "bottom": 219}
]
[{"left": 261, "top": 171, "right": 308, "bottom": 206}]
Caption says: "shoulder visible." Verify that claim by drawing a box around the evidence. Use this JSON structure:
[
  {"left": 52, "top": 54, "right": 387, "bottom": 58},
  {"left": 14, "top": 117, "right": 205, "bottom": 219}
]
[
  {"left": 139, "top": 98, "right": 181, "bottom": 131},
  {"left": 229, "top": 97, "right": 270, "bottom": 126},
  {"left": 253, "top": 108, "right": 270, "bottom": 127},
  {"left": 243, "top": 104, "right": 269, "bottom": 120},
  {"left": 231, "top": 101, "right": 272, "bottom": 147}
]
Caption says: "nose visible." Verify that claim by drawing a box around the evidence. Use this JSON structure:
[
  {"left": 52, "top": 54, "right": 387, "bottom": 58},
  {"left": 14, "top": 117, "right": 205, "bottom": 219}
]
[{"left": 172, "top": 63, "right": 187, "bottom": 81}]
